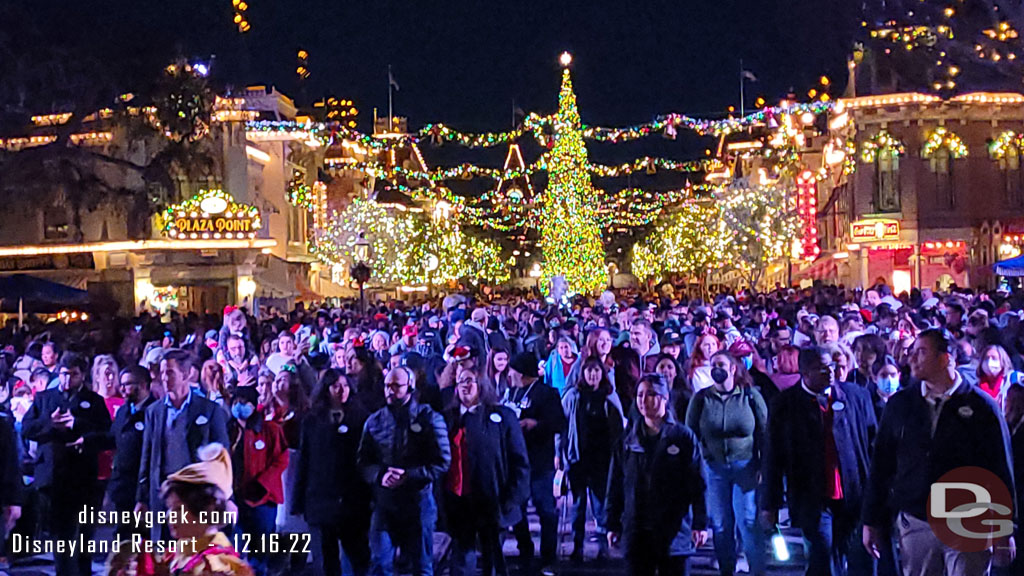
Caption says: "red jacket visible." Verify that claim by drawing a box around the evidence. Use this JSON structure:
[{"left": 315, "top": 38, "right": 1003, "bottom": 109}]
[{"left": 231, "top": 419, "right": 289, "bottom": 507}]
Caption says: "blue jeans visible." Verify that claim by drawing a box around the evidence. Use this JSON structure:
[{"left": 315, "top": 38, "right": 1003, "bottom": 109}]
[
  {"left": 705, "top": 459, "right": 765, "bottom": 576},
  {"left": 238, "top": 502, "right": 278, "bottom": 576},
  {"left": 796, "top": 502, "right": 873, "bottom": 576},
  {"left": 369, "top": 492, "right": 437, "bottom": 576},
  {"left": 512, "top": 470, "right": 558, "bottom": 563}
]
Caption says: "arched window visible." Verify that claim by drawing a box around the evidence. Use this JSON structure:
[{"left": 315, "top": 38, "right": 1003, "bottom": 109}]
[
  {"left": 921, "top": 127, "right": 967, "bottom": 209},
  {"left": 860, "top": 131, "right": 905, "bottom": 212}
]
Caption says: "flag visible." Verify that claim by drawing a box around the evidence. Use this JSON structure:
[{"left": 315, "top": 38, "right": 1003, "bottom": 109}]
[
  {"left": 513, "top": 105, "right": 526, "bottom": 117},
  {"left": 742, "top": 70, "right": 758, "bottom": 82},
  {"left": 389, "top": 69, "right": 400, "bottom": 92}
]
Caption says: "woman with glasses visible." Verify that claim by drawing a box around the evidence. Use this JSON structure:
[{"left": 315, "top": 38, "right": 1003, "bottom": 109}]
[{"left": 442, "top": 365, "right": 530, "bottom": 576}]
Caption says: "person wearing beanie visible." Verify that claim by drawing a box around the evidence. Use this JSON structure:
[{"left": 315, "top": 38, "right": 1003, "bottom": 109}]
[
  {"left": 606, "top": 374, "right": 709, "bottom": 576},
  {"left": 108, "top": 443, "right": 254, "bottom": 576},
  {"left": 228, "top": 385, "right": 289, "bottom": 576},
  {"left": 505, "top": 352, "right": 566, "bottom": 573}
]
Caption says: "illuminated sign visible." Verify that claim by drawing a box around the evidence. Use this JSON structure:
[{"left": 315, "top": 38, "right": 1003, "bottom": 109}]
[
  {"left": 851, "top": 219, "right": 900, "bottom": 242},
  {"left": 163, "top": 190, "right": 262, "bottom": 240}
]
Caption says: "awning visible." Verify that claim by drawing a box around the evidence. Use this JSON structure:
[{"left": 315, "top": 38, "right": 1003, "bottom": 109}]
[
  {"left": 995, "top": 254, "right": 1024, "bottom": 277},
  {"left": 795, "top": 257, "right": 838, "bottom": 282},
  {"left": 0, "top": 274, "right": 90, "bottom": 314}
]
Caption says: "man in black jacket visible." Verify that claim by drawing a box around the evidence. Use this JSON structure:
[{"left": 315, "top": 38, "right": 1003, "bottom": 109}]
[
  {"left": 106, "top": 366, "right": 155, "bottom": 538},
  {"left": 1, "top": 406, "right": 22, "bottom": 569},
  {"left": 862, "top": 329, "right": 1015, "bottom": 575},
  {"left": 358, "top": 366, "right": 451, "bottom": 576},
  {"left": 761, "top": 346, "right": 877, "bottom": 576},
  {"left": 22, "top": 353, "right": 112, "bottom": 576},
  {"left": 506, "top": 353, "right": 566, "bottom": 574}
]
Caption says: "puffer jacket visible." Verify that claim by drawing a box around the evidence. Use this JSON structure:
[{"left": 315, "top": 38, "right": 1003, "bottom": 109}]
[{"left": 357, "top": 399, "right": 450, "bottom": 510}]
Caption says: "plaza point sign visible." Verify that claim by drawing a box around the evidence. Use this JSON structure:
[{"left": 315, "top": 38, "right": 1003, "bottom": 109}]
[
  {"left": 162, "top": 189, "right": 262, "bottom": 240},
  {"left": 851, "top": 218, "right": 900, "bottom": 243}
]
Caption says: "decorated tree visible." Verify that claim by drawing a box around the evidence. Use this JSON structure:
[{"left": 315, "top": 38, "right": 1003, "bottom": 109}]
[
  {"left": 631, "top": 200, "right": 725, "bottom": 283},
  {"left": 861, "top": 0, "right": 1024, "bottom": 93},
  {"left": 719, "top": 179, "right": 800, "bottom": 289},
  {"left": 539, "top": 66, "right": 608, "bottom": 295},
  {"left": 314, "top": 198, "right": 509, "bottom": 286}
]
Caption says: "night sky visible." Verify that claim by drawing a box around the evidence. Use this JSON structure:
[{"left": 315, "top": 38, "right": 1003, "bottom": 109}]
[{"left": 3, "top": 0, "right": 860, "bottom": 136}]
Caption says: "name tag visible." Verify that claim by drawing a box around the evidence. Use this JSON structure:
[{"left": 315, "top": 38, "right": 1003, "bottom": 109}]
[
  {"left": 410, "top": 423, "right": 423, "bottom": 433},
  {"left": 195, "top": 415, "right": 209, "bottom": 426},
  {"left": 831, "top": 401, "right": 845, "bottom": 412},
  {"left": 80, "top": 400, "right": 91, "bottom": 409},
  {"left": 667, "top": 445, "right": 680, "bottom": 456},
  {"left": 490, "top": 413, "right": 503, "bottom": 423},
  {"left": 134, "top": 422, "right": 145, "bottom": 432},
  {"left": 254, "top": 440, "right": 265, "bottom": 450}
]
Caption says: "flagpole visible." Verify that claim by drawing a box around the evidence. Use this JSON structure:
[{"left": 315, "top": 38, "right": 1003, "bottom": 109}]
[
  {"left": 388, "top": 65, "right": 394, "bottom": 132},
  {"left": 739, "top": 59, "right": 745, "bottom": 117}
]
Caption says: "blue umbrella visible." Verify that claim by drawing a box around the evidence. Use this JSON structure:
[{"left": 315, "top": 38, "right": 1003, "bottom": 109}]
[
  {"left": 995, "top": 254, "right": 1024, "bottom": 277},
  {"left": 0, "top": 274, "right": 90, "bottom": 325}
]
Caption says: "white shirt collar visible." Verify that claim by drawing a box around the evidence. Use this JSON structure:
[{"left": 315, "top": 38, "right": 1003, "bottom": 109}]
[
  {"left": 459, "top": 403, "right": 480, "bottom": 416},
  {"left": 920, "top": 370, "right": 963, "bottom": 399}
]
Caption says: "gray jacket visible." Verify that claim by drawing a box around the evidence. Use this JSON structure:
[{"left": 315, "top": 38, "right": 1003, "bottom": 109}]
[{"left": 560, "top": 386, "right": 626, "bottom": 466}]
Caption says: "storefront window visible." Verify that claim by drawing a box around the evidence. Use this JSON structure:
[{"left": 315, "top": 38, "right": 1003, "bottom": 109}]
[
  {"left": 922, "top": 127, "right": 967, "bottom": 210},
  {"left": 875, "top": 153, "right": 901, "bottom": 212}
]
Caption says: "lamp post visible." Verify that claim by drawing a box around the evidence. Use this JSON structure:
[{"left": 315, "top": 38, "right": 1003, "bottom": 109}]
[{"left": 352, "top": 233, "right": 372, "bottom": 315}]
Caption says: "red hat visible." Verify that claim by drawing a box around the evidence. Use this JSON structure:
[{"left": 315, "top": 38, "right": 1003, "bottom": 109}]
[
  {"left": 374, "top": 313, "right": 388, "bottom": 322},
  {"left": 728, "top": 339, "right": 755, "bottom": 358},
  {"left": 860, "top": 309, "right": 873, "bottom": 324},
  {"left": 223, "top": 305, "right": 239, "bottom": 316},
  {"left": 403, "top": 324, "right": 419, "bottom": 338}
]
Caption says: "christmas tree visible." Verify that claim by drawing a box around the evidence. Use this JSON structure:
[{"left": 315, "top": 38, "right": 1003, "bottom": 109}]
[
  {"left": 860, "top": 0, "right": 1024, "bottom": 93},
  {"left": 540, "top": 63, "right": 608, "bottom": 294},
  {"left": 632, "top": 200, "right": 725, "bottom": 283}
]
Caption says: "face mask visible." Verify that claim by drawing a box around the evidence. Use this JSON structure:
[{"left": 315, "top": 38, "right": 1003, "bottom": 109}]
[
  {"left": 11, "top": 396, "right": 31, "bottom": 415},
  {"left": 741, "top": 356, "right": 753, "bottom": 370},
  {"left": 984, "top": 359, "right": 1002, "bottom": 376},
  {"left": 878, "top": 376, "right": 900, "bottom": 396},
  {"left": 711, "top": 367, "right": 729, "bottom": 384},
  {"left": 232, "top": 403, "right": 255, "bottom": 420}
]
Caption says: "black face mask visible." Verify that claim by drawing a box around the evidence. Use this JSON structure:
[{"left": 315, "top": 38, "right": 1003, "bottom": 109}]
[{"left": 710, "top": 367, "right": 729, "bottom": 384}]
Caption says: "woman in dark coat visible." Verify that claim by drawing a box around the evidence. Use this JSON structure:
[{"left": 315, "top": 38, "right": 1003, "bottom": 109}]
[
  {"left": 293, "top": 370, "right": 371, "bottom": 576},
  {"left": 560, "top": 356, "right": 626, "bottom": 561},
  {"left": 606, "top": 374, "right": 709, "bottom": 576},
  {"left": 443, "top": 364, "right": 531, "bottom": 576}
]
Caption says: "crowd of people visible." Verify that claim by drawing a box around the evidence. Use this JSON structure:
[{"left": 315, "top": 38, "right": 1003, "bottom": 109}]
[{"left": 0, "top": 282, "right": 1021, "bottom": 576}]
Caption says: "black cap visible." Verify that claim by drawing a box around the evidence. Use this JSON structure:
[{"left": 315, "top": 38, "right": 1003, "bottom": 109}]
[
  {"left": 232, "top": 385, "right": 259, "bottom": 406},
  {"left": 510, "top": 353, "right": 539, "bottom": 379}
]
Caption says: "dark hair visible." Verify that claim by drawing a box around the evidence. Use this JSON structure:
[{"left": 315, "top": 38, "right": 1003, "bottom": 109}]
[
  {"left": 446, "top": 365, "right": 499, "bottom": 413},
  {"left": 161, "top": 480, "right": 227, "bottom": 519},
  {"left": 710, "top": 350, "right": 753, "bottom": 389},
  {"left": 917, "top": 328, "right": 957, "bottom": 357},
  {"left": 119, "top": 366, "right": 151, "bottom": 387},
  {"left": 1005, "top": 384, "right": 1024, "bottom": 431},
  {"left": 30, "top": 367, "right": 52, "bottom": 382},
  {"left": 797, "top": 346, "right": 830, "bottom": 372},
  {"left": 161, "top": 349, "right": 195, "bottom": 373},
  {"left": 580, "top": 356, "right": 614, "bottom": 396},
  {"left": 311, "top": 369, "right": 352, "bottom": 414},
  {"left": 59, "top": 352, "right": 89, "bottom": 374},
  {"left": 853, "top": 334, "right": 887, "bottom": 372}
]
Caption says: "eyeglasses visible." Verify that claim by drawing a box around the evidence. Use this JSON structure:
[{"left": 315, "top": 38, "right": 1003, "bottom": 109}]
[{"left": 384, "top": 381, "right": 409, "bottom": 391}]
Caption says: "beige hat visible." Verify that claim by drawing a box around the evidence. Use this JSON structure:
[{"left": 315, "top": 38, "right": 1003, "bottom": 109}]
[{"left": 163, "top": 443, "right": 233, "bottom": 499}]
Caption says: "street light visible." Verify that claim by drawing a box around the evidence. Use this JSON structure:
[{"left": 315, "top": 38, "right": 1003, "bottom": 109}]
[{"left": 351, "top": 233, "right": 372, "bottom": 314}]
